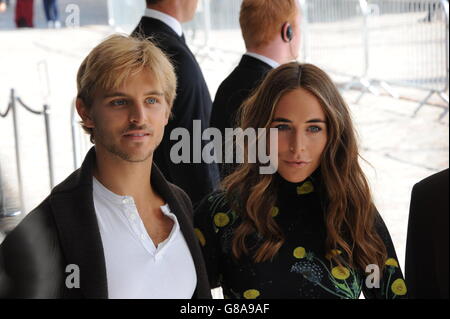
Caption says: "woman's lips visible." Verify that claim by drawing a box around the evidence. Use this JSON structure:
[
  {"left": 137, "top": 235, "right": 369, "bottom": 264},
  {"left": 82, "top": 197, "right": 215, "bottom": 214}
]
[{"left": 283, "top": 160, "right": 311, "bottom": 168}]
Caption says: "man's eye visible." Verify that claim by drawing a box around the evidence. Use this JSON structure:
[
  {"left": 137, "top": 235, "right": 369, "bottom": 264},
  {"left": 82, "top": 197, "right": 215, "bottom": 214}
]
[
  {"left": 146, "top": 97, "right": 157, "bottom": 104},
  {"left": 110, "top": 99, "right": 127, "bottom": 106},
  {"left": 308, "top": 126, "right": 322, "bottom": 133}
]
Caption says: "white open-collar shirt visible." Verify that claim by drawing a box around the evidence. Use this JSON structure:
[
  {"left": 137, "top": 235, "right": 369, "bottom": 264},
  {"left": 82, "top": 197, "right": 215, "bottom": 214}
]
[{"left": 92, "top": 177, "right": 197, "bottom": 299}]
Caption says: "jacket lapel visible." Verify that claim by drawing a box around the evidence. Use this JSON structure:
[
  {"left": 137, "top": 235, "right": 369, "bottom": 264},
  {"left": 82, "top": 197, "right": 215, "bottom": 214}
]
[
  {"left": 151, "top": 165, "right": 210, "bottom": 298},
  {"left": 49, "top": 147, "right": 108, "bottom": 298}
]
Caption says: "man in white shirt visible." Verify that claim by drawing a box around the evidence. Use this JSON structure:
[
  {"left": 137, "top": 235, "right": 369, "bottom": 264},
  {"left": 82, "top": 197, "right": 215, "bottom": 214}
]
[
  {"left": 0, "top": 34, "right": 211, "bottom": 299},
  {"left": 210, "top": 0, "right": 302, "bottom": 179}
]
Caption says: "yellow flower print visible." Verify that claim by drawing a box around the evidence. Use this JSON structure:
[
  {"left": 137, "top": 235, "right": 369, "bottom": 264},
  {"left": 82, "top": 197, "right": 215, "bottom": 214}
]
[
  {"left": 243, "top": 289, "right": 260, "bottom": 299},
  {"left": 331, "top": 266, "right": 350, "bottom": 280},
  {"left": 326, "top": 249, "right": 342, "bottom": 260},
  {"left": 385, "top": 258, "right": 399, "bottom": 268},
  {"left": 194, "top": 228, "right": 206, "bottom": 247},
  {"left": 297, "top": 181, "right": 314, "bottom": 195},
  {"left": 391, "top": 279, "right": 407, "bottom": 296},
  {"left": 214, "top": 213, "right": 230, "bottom": 227},
  {"left": 293, "top": 247, "right": 306, "bottom": 259},
  {"left": 271, "top": 207, "right": 279, "bottom": 217}
]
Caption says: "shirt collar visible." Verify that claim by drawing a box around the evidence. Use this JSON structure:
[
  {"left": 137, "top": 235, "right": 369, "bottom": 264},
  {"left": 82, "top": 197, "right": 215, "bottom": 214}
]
[
  {"left": 245, "top": 52, "right": 280, "bottom": 69},
  {"left": 144, "top": 8, "right": 183, "bottom": 37}
]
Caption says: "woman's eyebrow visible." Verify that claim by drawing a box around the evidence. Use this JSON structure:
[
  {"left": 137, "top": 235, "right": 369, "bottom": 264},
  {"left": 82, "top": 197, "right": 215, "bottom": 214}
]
[
  {"left": 305, "top": 118, "right": 326, "bottom": 123},
  {"left": 271, "top": 117, "right": 292, "bottom": 123}
]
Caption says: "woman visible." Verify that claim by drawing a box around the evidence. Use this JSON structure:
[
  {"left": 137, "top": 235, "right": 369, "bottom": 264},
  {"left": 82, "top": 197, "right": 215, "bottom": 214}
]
[{"left": 194, "top": 62, "right": 407, "bottom": 299}]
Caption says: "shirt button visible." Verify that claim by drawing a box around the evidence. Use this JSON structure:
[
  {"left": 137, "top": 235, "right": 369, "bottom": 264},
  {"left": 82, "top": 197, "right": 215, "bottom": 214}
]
[
  {"left": 122, "top": 197, "right": 133, "bottom": 204},
  {"left": 140, "top": 233, "right": 146, "bottom": 241},
  {"left": 129, "top": 213, "right": 136, "bottom": 220}
]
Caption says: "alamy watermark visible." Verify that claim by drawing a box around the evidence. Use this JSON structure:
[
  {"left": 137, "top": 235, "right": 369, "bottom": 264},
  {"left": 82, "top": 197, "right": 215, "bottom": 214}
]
[
  {"left": 365, "top": 264, "right": 380, "bottom": 288},
  {"left": 65, "top": 4, "right": 80, "bottom": 28},
  {"left": 170, "top": 120, "right": 278, "bottom": 174},
  {"left": 65, "top": 264, "right": 80, "bottom": 289}
]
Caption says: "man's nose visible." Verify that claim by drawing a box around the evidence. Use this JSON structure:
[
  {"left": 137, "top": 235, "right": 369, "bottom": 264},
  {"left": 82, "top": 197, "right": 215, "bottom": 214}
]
[{"left": 129, "top": 102, "right": 145, "bottom": 125}]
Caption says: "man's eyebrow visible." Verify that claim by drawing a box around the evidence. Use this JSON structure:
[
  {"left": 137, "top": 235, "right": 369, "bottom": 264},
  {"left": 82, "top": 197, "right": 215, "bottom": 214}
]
[{"left": 102, "top": 91, "right": 164, "bottom": 98}]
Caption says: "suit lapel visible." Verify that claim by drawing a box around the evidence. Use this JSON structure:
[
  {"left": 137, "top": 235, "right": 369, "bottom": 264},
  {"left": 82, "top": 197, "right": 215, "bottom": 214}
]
[{"left": 49, "top": 147, "right": 108, "bottom": 298}]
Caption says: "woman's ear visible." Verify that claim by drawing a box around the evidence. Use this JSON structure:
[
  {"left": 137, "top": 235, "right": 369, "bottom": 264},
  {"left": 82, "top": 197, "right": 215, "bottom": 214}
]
[{"left": 75, "top": 98, "right": 94, "bottom": 128}]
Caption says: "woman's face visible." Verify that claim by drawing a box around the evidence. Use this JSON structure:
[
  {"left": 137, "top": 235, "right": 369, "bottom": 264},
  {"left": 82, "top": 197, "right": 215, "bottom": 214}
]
[{"left": 270, "top": 88, "right": 328, "bottom": 183}]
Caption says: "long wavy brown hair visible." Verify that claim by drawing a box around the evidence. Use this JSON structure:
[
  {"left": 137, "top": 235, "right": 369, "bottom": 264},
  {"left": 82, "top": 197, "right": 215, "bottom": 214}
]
[{"left": 223, "top": 62, "right": 387, "bottom": 272}]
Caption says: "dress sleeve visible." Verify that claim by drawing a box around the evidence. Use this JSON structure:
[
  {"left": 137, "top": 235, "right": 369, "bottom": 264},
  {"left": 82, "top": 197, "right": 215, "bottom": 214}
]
[
  {"left": 193, "top": 192, "right": 225, "bottom": 289},
  {"left": 362, "top": 213, "right": 408, "bottom": 299}
]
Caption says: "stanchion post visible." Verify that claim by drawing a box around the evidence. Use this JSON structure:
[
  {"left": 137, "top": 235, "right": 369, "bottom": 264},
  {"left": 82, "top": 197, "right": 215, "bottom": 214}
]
[
  {"left": 43, "top": 103, "right": 54, "bottom": 189},
  {"left": 10, "top": 89, "right": 24, "bottom": 213}
]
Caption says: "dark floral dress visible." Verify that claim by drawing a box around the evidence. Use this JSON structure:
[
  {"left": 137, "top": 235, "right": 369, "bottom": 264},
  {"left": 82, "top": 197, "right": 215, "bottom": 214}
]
[{"left": 194, "top": 172, "right": 407, "bottom": 299}]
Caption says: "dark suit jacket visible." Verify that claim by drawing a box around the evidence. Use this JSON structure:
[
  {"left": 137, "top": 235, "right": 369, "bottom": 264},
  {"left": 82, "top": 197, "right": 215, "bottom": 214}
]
[
  {"left": 0, "top": 147, "right": 211, "bottom": 299},
  {"left": 210, "top": 55, "right": 273, "bottom": 179},
  {"left": 405, "top": 168, "right": 449, "bottom": 298},
  {"left": 132, "top": 17, "right": 219, "bottom": 206}
]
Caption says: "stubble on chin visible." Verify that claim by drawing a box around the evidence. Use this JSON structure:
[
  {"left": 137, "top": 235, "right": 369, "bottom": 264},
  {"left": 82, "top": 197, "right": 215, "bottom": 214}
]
[{"left": 96, "top": 134, "right": 155, "bottom": 163}]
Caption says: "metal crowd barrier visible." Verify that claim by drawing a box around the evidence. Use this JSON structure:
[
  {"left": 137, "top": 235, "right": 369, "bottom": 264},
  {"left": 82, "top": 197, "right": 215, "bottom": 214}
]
[
  {"left": 302, "top": 0, "right": 449, "bottom": 118},
  {"left": 182, "top": 0, "right": 449, "bottom": 120},
  {"left": 71, "top": 99, "right": 91, "bottom": 171},
  {"left": 0, "top": 89, "right": 55, "bottom": 214}
]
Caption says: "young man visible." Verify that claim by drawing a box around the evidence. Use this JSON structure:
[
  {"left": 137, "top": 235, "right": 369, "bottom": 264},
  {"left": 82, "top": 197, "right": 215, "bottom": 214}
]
[
  {"left": 132, "top": 0, "right": 219, "bottom": 206},
  {"left": 0, "top": 34, "right": 211, "bottom": 299},
  {"left": 210, "top": 0, "right": 302, "bottom": 179}
]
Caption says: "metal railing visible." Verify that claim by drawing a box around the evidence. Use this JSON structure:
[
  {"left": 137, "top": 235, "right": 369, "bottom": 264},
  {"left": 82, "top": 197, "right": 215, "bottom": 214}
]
[
  {"left": 71, "top": 98, "right": 91, "bottom": 171},
  {"left": 182, "top": 0, "right": 449, "bottom": 120},
  {"left": 0, "top": 89, "right": 55, "bottom": 214},
  {"left": 301, "top": 0, "right": 449, "bottom": 118}
]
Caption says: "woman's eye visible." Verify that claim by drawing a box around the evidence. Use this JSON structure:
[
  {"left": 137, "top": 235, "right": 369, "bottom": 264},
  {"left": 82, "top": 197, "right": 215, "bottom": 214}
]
[
  {"left": 110, "top": 99, "right": 127, "bottom": 106},
  {"left": 146, "top": 97, "right": 157, "bottom": 104},
  {"left": 275, "top": 124, "right": 290, "bottom": 131},
  {"left": 308, "top": 126, "right": 322, "bottom": 133}
]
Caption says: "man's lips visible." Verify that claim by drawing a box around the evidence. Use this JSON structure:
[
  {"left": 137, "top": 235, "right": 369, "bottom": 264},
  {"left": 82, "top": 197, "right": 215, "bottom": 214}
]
[{"left": 122, "top": 131, "right": 151, "bottom": 139}]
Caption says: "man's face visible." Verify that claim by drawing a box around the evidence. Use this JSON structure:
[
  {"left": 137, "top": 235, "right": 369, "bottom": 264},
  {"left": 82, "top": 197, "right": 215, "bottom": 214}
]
[{"left": 80, "top": 70, "right": 169, "bottom": 163}]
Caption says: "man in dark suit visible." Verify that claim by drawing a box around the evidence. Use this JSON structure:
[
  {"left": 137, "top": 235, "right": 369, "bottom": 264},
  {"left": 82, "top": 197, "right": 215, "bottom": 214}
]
[
  {"left": 0, "top": 34, "right": 211, "bottom": 299},
  {"left": 210, "top": 0, "right": 302, "bottom": 179},
  {"left": 405, "top": 168, "right": 449, "bottom": 298},
  {"left": 132, "top": 0, "right": 219, "bottom": 206}
]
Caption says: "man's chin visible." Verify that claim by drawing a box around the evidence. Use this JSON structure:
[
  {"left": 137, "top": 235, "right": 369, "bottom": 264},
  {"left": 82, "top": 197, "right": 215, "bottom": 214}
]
[{"left": 106, "top": 145, "right": 153, "bottom": 163}]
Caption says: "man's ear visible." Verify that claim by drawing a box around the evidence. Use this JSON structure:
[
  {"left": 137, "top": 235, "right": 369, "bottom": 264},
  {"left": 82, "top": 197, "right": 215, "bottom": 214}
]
[{"left": 75, "top": 98, "right": 94, "bottom": 128}]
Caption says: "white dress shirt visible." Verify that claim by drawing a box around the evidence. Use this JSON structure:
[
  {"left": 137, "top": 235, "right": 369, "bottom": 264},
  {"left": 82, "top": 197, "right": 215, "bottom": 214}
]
[
  {"left": 92, "top": 177, "right": 197, "bottom": 299},
  {"left": 144, "top": 8, "right": 183, "bottom": 37},
  {"left": 245, "top": 52, "right": 280, "bottom": 69}
]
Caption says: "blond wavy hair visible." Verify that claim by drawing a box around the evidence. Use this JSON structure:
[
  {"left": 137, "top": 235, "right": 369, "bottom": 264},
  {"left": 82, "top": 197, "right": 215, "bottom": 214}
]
[{"left": 76, "top": 34, "right": 177, "bottom": 142}]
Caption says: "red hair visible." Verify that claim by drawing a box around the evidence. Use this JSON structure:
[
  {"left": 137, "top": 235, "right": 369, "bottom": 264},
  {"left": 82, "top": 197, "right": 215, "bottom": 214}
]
[{"left": 239, "top": 0, "right": 299, "bottom": 49}]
